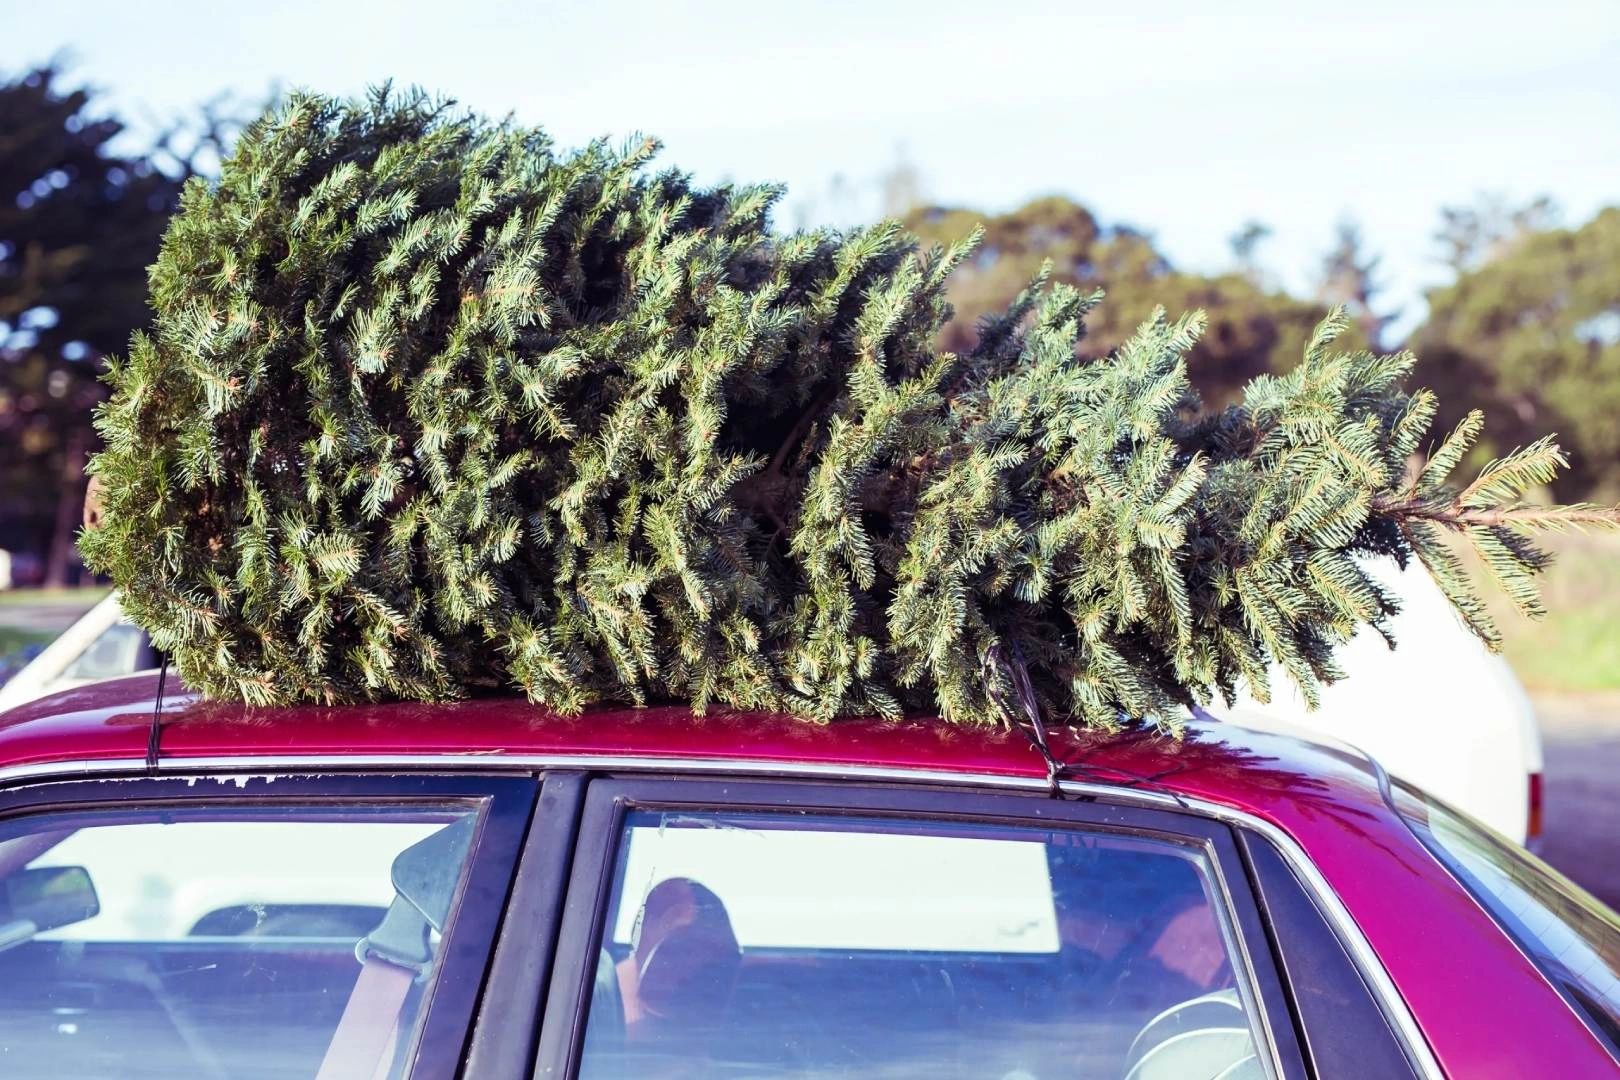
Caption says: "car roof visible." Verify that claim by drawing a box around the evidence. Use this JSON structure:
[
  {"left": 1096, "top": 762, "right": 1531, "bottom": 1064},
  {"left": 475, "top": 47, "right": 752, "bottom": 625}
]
[
  {"left": 6, "top": 673, "right": 1604, "bottom": 1078},
  {"left": 0, "top": 672, "right": 1393, "bottom": 826}
]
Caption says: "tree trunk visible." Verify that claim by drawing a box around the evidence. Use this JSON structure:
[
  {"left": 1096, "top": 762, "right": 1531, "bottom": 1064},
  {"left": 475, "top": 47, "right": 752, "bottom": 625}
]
[{"left": 43, "top": 428, "right": 88, "bottom": 588}]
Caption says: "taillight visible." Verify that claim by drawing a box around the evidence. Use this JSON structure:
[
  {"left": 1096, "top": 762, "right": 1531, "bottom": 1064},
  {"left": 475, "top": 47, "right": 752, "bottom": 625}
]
[{"left": 1527, "top": 772, "right": 1544, "bottom": 841}]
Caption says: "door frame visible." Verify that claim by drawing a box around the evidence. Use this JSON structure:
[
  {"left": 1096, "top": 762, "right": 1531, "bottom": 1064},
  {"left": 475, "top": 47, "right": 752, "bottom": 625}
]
[
  {"left": 0, "top": 769, "right": 539, "bottom": 1080},
  {"left": 533, "top": 774, "right": 1309, "bottom": 1080}
]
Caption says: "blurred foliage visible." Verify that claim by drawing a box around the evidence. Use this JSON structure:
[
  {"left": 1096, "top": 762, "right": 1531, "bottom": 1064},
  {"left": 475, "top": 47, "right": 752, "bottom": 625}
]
[
  {"left": 1316, "top": 217, "right": 1394, "bottom": 348},
  {"left": 1414, "top": 207, "right": 1620, "bottom": 500},
  {"left": 902, "top": 196, "right": 1357, "bottom": 408},
  {"left": 0, "top": 64, "right": 183, "bottom": 577},
  {"left": 0, "top": 626, "right": 52, "bottom": 655},
  {"left": 2, "top": 52, "right": 1617, "bottom": 620},
  {"left": 1458, "top": 529, "right": 1620, "bottom": 693},
  {"left": 0, "top": 64, "right": 253, "bottom": 580},
  {"left": 1434, "top": 194, "right": 1560, "bottom": 274}
]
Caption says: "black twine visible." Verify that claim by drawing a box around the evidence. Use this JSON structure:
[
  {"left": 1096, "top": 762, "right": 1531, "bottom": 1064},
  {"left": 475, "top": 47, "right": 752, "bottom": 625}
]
[
  {"left": 984, "top": 642, "right": 1069, "bottom": 799},
  {"left": 983, "top": 644, "right": 1194, "bottom": 808},
  {"left": 146, "top": 659, "right": 170, "bottom": 774}
]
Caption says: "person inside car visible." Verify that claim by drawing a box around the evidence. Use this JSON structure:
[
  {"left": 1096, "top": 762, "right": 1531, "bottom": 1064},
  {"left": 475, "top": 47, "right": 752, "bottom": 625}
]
[{"left": 579, "top": 875, "right": 741, "bottom": 1078}]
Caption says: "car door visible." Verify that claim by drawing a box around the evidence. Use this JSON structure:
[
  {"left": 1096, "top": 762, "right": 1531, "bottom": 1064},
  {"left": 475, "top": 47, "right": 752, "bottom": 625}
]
[
  {"left": 0, "top": 770, "right": 536, "bottom": 1080},
  {"left": 532, "top": 777, "right": 1318, "bottom": 1080}
]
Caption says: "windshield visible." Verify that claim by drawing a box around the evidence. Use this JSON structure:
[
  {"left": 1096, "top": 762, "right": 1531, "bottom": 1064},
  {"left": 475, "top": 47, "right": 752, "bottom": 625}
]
[{"left": 1392, "top": 779, "right": 1620, "bottom": 1057}]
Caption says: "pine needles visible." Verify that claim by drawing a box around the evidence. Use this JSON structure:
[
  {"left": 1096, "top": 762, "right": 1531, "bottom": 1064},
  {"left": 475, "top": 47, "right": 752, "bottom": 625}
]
[{"left": 81, "top": 89, "right": 1620, "bottom": 728}]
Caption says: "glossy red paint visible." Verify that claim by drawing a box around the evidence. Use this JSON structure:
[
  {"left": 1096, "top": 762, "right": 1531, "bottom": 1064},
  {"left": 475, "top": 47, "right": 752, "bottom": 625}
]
[{"left": 0, "top": 673, "right": 1612, "bottom": 1076}]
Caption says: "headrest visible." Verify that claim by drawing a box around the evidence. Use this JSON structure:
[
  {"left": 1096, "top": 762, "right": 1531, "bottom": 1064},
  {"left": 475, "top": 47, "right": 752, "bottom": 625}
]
[{"left": 632, "top": 877, "right": 740, "bottom": 1020}]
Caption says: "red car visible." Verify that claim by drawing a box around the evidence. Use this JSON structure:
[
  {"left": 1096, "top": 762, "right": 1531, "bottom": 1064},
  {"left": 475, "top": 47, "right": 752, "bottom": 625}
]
[{"left": 0, "top": 674, "right": 1616, "bottom": 1079}]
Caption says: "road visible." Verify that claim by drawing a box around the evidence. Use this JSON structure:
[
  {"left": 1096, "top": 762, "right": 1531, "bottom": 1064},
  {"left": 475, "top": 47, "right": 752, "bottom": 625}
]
[{"left": 1536, "top": 693, "right": 1620, "bottom": 909}]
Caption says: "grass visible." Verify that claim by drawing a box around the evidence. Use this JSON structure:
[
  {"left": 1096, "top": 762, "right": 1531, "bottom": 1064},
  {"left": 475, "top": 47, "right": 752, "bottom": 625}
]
[
  {"left": 1460, "top": 531, "right": 1620, "bottom": 694},
  {"left": 0, "top": 625, "right": 54, "bottom": 658},
  {"left": 0, "top": 586, "right": 110, "bottom": 608}
]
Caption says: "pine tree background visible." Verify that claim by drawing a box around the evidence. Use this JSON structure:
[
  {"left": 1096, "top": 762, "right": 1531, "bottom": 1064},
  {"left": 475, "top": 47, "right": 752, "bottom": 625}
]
[
  {"left": 80, "top": 90, "right": 1620, "bottom": 729},
  {"left": 0, "top": 66, "right": 186, "bottom": 584}
]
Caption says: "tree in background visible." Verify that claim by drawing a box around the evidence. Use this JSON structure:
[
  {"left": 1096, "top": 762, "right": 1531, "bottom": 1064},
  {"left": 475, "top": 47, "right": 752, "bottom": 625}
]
[
  {"left": 903, "top": 197, "right": 1348, "bottom": 407},
  {"left": 1415, "top": 206, "right": 1620, "bottom": 499},
  {"left": 1434, "top": 194, "right": 1560, "bottom": 273},
  {"left": 1316, "top": 216, "right": 1395, "bottom": 350},
  {"left": 0, "top": 64, "right": 254, "bottom": 582},
  {"left": 879, "top": 144, "right": 924, "bottom": 219},
  {"left": 0, "top": 64, "right": 183, "bottom": 583},
  {"left": 1228, "top": 219, "right": 1273, "bottom": 285}
]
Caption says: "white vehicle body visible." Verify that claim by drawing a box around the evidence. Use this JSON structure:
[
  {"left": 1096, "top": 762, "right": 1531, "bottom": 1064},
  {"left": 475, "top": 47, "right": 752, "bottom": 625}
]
[
  {"left": 1214, "top": 557, "right": 1543, "bottom": 844},
  {"left": 2, "top": 575, "right": 1544, "bottom": 842},
  {"left": 0, "top": 592, "right": 158, "bottom": 713}
]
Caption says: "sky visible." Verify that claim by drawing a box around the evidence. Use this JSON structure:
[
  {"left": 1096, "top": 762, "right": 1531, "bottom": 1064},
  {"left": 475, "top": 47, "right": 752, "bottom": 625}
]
[{"left": 8, "top": 0, "right": 1619, "bottom": 336}]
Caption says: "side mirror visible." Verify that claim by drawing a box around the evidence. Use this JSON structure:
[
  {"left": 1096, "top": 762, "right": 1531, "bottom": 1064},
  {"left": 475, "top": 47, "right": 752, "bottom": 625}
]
[{"left": 2, "top": 865, "right": 99, "bottom": 933}]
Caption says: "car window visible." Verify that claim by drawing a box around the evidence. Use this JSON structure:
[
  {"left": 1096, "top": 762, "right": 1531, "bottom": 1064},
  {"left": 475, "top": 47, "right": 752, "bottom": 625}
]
[
  {"left": 1393, "top": 780, "right": 1620, "bottom": 1056},
  {"left": 59, "top": 621, "right": 149, "bottom": 682},
  {"left": 577, "top": 810, "right": 1270, "bottom": 1080},
  {"left": 0, "top": 804, "right": 480, "bottom": 1080}
]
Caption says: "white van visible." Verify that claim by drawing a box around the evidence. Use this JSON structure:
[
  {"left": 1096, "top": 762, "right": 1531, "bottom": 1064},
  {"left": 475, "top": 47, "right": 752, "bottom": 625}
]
[{"left": 1214, "top": 557, "right": 1543, "bottom": 845}]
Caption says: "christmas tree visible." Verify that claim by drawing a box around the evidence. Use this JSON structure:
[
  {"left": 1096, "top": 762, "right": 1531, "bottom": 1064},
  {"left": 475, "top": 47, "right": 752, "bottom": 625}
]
[{"left": 81, "top": 89, "right": 1620, "bottom": 729}]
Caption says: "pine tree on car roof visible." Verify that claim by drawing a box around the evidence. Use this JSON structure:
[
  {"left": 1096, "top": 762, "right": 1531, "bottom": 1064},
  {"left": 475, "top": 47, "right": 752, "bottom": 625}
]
[{"left": 80, "top": 88, "right": 1620, "bottom": 729}]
